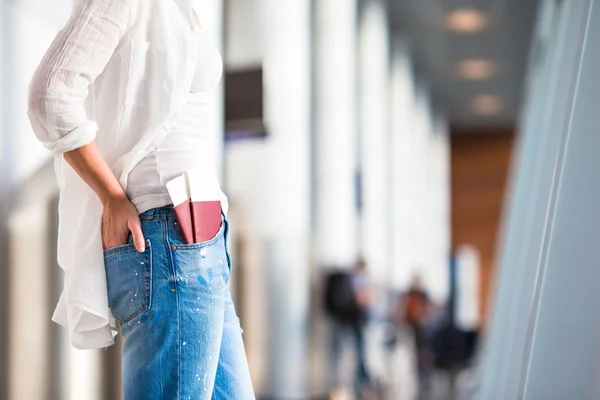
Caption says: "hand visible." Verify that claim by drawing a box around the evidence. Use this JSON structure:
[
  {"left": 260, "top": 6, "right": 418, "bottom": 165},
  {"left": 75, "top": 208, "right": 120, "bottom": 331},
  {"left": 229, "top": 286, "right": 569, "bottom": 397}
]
[
  {"left": 101, "top": 195, "right": 145, "bottom": 252},
  {"left": 61, "top": 142, "right": 145, "bottom": 252}
]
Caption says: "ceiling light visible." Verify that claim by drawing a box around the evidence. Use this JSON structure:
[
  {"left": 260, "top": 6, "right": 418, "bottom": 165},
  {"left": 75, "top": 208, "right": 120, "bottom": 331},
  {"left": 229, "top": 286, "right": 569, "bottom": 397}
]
[
  {"left": 455, "top": 59, "right": 498, "bottom": 80},
  {"left": 445, "top": 9, "right": 488, "bottom": 33},
  {"left": 471, "top": 95, "right": 503, "bottom": 115}
]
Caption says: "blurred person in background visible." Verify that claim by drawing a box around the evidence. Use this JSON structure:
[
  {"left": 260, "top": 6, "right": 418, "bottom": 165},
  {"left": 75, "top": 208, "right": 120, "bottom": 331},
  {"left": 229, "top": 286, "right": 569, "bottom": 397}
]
[
  {"left": 26, "top": 0, "right": 253, "bottom": 398},
  {"left": 324, "top": 257, "right": 375, "bottom": 397},
  {"left": 430, "top": 308, "right": 465, "bottom": 400},
  {"left": 403, "top": 275, "right": 434, "bottom": 395},
  {"left": 350, "top": 257, "right": 375, "bottom": 390}
]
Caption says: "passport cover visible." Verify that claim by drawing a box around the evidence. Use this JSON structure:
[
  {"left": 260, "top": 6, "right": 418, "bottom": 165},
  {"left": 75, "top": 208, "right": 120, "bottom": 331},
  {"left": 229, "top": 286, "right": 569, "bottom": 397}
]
[
  {"left": 191, "top": 200, "right": 222, "bottom": 243},
  {"left": 173, "top": 199, "right": 195, "bottom": 244}
]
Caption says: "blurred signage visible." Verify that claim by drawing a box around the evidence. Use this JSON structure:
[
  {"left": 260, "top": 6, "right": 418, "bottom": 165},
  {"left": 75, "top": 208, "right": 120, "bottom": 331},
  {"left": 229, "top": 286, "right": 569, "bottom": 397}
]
[{"left": 224, "top": 67, "right": 267, "bottom": 141}]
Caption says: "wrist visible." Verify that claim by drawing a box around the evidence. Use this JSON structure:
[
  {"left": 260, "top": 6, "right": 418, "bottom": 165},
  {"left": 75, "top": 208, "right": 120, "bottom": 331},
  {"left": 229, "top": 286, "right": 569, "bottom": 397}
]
[{"left": 100, "top": 190, "right": 129, "bottom": 207}]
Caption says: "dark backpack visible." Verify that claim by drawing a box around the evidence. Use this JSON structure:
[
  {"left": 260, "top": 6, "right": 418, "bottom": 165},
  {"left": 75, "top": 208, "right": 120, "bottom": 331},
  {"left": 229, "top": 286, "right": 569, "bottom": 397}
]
[
  {"left": 323, "top": 270, "right": 363, "bottom": 325},
  {"left": 432, "top": 321, "right": 468, "bottom": 370}
]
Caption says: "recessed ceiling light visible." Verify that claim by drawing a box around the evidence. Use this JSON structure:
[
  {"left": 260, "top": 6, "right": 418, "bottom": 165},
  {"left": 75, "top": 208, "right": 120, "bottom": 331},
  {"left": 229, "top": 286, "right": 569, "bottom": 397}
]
[
  {"left": 471, "top": 94, "right": 504, "bottom": 115},
  {"left": 455, "top": 59, "right": 498, "bottom": 80},
  {"left": 445, "top": 9, "right": 488, "bottom": 33}
]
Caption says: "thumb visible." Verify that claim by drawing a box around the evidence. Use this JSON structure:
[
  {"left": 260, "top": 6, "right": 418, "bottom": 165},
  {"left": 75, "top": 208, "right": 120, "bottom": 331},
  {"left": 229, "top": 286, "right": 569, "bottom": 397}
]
[{"left": 129, "top": 219, "right": 145, "bottom": 253}]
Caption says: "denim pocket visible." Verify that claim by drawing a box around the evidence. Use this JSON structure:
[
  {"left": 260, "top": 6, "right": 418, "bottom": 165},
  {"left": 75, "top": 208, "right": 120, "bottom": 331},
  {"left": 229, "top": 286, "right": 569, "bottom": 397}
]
[
  {"left": 171, "top": 218, "right": 225, "bottom": 252},
  {"left": 103, "top": 239, "right": 152, "bottom": 324},
  {"left": 171, "top": 224, "right": 229, "bottom": 291}
]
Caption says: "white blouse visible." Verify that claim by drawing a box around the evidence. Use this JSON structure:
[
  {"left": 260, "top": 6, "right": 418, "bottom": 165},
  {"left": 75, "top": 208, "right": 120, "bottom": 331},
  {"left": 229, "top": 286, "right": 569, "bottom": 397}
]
[
  {"left": 27, "top": 0, "right": 218, "bottom": 349},
  {"left": 127, "top": 29, "right": 225, "bottom": 214}
]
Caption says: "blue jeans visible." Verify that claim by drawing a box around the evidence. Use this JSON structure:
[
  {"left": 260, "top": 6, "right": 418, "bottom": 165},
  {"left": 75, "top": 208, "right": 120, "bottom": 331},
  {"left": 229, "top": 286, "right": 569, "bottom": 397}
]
[{"left": 103, "top": 205, "right": 255, "bottom": 399}]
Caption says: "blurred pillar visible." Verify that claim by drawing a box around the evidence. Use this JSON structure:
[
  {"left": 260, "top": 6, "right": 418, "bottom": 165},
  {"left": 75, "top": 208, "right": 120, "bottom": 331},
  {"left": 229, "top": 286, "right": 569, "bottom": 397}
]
[
  {"left": 259, "top": 0, "right": 312, "bottom": 396},
  {"left": 313, "top": 0, "right": 359, "bottom": 269},
  {"left": 358, "top": 0, "right": 391, "bottom": 283},
  {"left": 312, "top": 0, "right": 359, "bottom": 394},
  {"left": 8, "top": 204, "right": 53, "bottom": 400},
  {"left": 454, "top": 245, "right": 480, "bottom": 331},
  {"left": 2, "top": 3, "right": 74, "bottom": 399},
  {"left": 427, "top": 116, "right": 451, "bottom": 303},
  {"left": 409, "top": 89, "right": 452, "bottom": 303},
  {"left": 390, "top": 37, "right": 415, "bottom": 290},
  {"left": 407, "top": 88, "right": 432, "bottom": 282}
]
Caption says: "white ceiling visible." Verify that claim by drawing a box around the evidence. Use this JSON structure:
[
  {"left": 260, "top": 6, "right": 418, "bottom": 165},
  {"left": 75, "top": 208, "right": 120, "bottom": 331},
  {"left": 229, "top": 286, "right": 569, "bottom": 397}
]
[{"left": 390, "top": 0, "right": 540, "bottom": 129}]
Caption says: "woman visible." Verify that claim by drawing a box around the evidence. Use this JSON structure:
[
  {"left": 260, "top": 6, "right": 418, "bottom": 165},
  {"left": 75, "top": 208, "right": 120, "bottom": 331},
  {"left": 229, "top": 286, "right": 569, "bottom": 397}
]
[{"left": 27, "top": 0, "right": 254, "bottom": 398}]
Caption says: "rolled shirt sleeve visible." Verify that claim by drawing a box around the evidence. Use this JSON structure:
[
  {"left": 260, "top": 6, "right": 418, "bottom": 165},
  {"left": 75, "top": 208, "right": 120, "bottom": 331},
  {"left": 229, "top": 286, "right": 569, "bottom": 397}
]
[{"left": 27, "top": 0, "right": 135, "bottom": 154}]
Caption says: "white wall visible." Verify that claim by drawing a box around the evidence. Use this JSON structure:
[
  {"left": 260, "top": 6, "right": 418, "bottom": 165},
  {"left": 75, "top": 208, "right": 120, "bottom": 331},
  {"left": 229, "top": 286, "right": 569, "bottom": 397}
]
[
  {"left": 2, "top": 3, "right": 108, "bottom": 400},
  {"left": 479, "top": 1, "right": 595, "bottom": 397},
  {"left": 225, "top": 0, "right": 312, "bottom": 396},
  {"left": 226, "top": 0, "right": 264, "bottom": 69},
  {"left": 358, "top": 0, "right": 391, "bottom": 283},
  {"left": 1, "top": 0, "right": 73, "bottom": 186}
]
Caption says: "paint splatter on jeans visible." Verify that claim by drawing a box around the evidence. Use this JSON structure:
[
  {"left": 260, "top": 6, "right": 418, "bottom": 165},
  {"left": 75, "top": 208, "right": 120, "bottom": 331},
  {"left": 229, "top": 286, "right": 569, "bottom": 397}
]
[{"left": 103, "top": 205, "right": 255, "bottom": 399}]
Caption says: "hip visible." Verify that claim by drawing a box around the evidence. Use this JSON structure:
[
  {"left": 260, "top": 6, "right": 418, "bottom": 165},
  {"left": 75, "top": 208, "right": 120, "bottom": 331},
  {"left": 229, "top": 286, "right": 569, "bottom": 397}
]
[{"left": 102, "top": 204, "right": 232, "bottom": 326}]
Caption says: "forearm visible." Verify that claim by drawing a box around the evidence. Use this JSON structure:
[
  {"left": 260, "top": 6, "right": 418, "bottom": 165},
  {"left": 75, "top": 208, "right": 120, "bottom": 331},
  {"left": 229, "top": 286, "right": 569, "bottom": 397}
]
[
  {"left": 64, "top": 141, "right": 145, "bottom": 251},
  {"left": 63, "top": 141, "right": 126, "bottom": 206}
]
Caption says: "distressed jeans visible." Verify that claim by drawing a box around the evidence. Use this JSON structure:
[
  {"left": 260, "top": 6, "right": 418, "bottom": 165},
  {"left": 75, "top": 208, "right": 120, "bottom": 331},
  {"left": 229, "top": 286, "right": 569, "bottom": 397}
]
[{"left": 103, "top": 205, "right": 255, "bottom": 399}]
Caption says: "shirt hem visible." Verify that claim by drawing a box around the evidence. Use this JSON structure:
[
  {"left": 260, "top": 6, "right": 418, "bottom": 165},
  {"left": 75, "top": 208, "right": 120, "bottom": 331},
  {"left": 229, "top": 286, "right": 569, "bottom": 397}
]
[{"left": 131, "top": 193, "right": 174, "bottom": 214}]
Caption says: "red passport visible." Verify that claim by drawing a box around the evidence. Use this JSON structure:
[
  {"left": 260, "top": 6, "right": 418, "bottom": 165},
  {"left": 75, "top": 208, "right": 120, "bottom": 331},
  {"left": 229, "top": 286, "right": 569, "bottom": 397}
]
[
  {"left": 173, "top": 199, "right": 195, "bottom": 244},
  {"left": 173, "top": 200, "right": 222, "bottom": 244},
  {"left": 191, "top": 200, "right": 222, "bottom": 243},
  {"left": 167, "top": 171, "right": 223, "bottom": 245}
]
